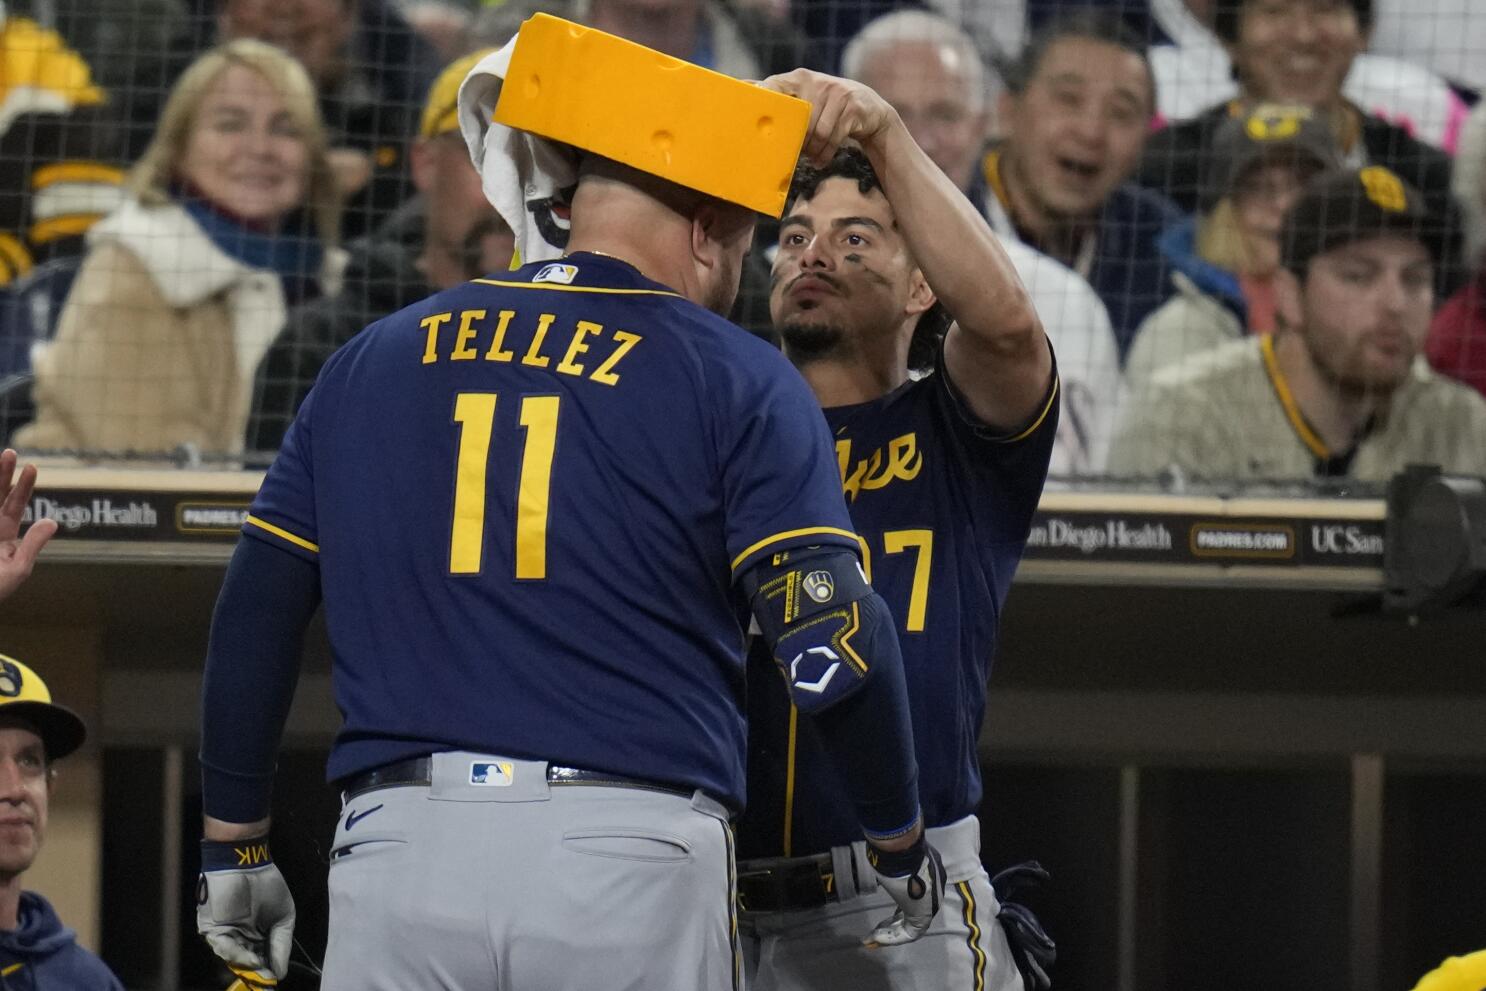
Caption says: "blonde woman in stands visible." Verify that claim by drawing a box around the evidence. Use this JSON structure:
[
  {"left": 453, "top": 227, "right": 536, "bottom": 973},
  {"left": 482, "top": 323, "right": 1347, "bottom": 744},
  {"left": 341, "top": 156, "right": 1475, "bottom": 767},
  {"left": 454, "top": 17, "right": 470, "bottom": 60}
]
[{"left": 14, "top": 40, "right": 341, "bottom": 462}]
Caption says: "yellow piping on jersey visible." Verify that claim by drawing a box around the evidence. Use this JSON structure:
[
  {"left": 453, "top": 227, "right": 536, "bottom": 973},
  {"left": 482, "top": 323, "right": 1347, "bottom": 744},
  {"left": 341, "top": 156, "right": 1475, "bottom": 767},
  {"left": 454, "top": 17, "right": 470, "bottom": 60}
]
[
  {"left": 998, "top": 375, "right": 1060, "bottom": 444},
  {"left": 1259, "top": 334, "right": 1330, "bottom": 460},
  {"left": 836, "top": 601, "right": 867, "bottom": 676},
  {"left": 471, "top": 278, "right": 681, "bottom": 298},
  {"left": 245, "top": 515, "right": 320, "bottom": 554},
  {"left": 958, "top": 881, "right": 988, "bottom": 991},
  {"left": 783, "top": 704, "right": 798, "bottom": 857},
  {"left": 731, "top": 527, "right": 859, "bottom": 573},
  {"left": 721, "top": 821, "right": 741, "bottom": 991}
]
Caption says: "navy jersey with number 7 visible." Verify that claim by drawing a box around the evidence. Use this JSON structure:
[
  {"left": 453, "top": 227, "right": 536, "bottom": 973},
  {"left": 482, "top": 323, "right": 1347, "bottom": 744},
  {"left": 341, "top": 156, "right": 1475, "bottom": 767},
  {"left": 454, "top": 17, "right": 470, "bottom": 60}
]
[
  {"left": 739, "top": 349, "right": 1058, "bottom": 856},
  {"left": 242, "top": 252, "right": 861, "bottom": 810}
]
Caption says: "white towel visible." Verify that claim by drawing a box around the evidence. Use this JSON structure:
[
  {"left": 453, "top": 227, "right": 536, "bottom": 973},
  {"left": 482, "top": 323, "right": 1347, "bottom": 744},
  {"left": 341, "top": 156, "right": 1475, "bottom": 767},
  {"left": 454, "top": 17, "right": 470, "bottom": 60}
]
[{"left": 456, "top": 38, "right": 579, "bottom": 265}]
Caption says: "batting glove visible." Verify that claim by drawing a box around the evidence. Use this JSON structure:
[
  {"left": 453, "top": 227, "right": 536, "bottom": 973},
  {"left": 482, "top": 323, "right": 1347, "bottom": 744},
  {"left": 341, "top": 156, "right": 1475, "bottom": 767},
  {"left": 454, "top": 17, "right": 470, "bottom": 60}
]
[
  {"left": 862, "top": 835, "right": 946, "bottom": 947},
  {"left": 197, "top": 837, "right": 296, "bottom": 980}
]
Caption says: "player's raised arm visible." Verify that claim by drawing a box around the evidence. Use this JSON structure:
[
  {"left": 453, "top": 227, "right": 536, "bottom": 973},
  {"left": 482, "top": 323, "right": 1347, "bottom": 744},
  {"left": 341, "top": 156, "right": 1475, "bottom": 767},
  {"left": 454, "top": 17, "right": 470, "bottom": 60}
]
[{"left": 761, "top": 69, "right": 1053, "bottom": 432}]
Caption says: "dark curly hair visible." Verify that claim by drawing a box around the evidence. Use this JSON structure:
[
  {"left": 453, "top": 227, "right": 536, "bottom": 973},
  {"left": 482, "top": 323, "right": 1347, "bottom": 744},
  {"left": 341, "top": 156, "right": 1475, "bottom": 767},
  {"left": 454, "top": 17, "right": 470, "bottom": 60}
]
[{"left": 784, "top": 146, "right": 882, "bottom": 215}]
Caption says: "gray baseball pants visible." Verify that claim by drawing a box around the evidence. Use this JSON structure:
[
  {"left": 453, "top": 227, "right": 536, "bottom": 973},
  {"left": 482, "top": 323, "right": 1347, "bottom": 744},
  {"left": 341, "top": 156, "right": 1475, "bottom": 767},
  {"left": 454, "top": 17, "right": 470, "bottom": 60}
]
[
  {"left": 318, "top": 751, "right": 739, "bottom": 990},
  {"left": 741, "top": 815, "right": 1025, "bottom": 991}
]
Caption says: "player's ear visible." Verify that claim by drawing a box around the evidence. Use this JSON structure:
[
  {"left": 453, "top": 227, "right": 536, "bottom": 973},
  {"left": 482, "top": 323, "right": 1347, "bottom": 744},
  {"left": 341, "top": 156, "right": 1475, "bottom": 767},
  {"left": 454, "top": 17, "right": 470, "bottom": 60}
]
[
  {"left": 692, "top": 200, "right": 755, "bottom": 268},
  {"left": 905, "top": 268, "right": 936, "bottom": 318},
  {"left": 691, "top": 203, "right": 720, "bottom": 270}
]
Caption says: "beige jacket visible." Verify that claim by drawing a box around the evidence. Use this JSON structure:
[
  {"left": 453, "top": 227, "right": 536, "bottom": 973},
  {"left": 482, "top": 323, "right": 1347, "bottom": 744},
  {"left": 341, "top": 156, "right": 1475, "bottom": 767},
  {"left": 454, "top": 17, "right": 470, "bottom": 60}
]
[
  {"left": 16, "top": 200, "right": 309, "bottom": 459},
  {"left": 1107, "top": 335, "right": 1486, "bottom": 482},
  {"left": 1124, "top": 271, "right": 1245, "bottom": 393}
]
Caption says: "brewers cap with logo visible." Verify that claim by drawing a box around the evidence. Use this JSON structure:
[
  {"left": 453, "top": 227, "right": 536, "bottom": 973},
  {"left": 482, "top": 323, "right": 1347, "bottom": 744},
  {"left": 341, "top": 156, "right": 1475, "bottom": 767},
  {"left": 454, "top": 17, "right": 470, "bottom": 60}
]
[
  {"left": 0, "top": 653, "right": 86, "bottom": 759},
  {"left": 1281, "top": 165, "right": 1445, "bottom": 276},
  {"left": 1202, "top": 103, "right": 1342, "bottom": 210}
]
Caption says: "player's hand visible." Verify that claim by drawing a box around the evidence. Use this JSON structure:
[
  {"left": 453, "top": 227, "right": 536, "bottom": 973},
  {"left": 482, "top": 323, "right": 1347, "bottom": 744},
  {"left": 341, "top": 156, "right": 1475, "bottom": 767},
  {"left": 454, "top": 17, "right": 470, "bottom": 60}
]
[
  {"left": 197, "top": 838, "right": 296, "bottom": 980},
  {"left": 862, "top": 833, "right": 946, "bottom": 947},
  {"left": 758, "top": 69, "right": 899, "bottom": 165},
  {"left": 0, "top": 449, "right": 56, "bottom": 602}
]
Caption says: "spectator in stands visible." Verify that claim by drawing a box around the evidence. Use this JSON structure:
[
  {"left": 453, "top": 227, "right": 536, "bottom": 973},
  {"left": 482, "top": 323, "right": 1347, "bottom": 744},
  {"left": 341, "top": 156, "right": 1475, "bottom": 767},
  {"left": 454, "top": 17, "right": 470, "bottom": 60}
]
[
  {"left": 246, "top": 48, "right": 511, "bottom": 452},
  {"left": 843, "top": 9, "right": 1123, "bottom": 474},
  {"left": 585, "top": 0, "right": 768, "bottom": 77},
  {"left": 398, "top": 1, "right": 476, "bottom": 60},
  {"left": 0, "top": 652, "right": 122, "bottom": 988},
  {"left": 13, "top": 40, "right": 341, "bottom": 460},
  {"left": 219, "top": 0, "right": 438, "bottom": 237},
  {"left": 1146, "top": 0, "right": 1468, "bottom": 154},
  {"left": 1427, "top": 101, "right": 1486, "bottom": 399},
  {"left": 1136, "top": 0, "right": 1463, "bottom": 289},
  {"left": 1108, "top": 167, "right": 1486, "bottom": 482},
  {"left": 0, "top": 6, "right": 122, "bottom": 287},
  {"left": 133, "top": 0, "right": 441, "bottom": 239},
  {"left": 978, "top": 10, "right": 1181, "bottom": 361},
  {"left": 1126, "top": 104, "right": 1339, "bottom": 389},
  {"left": 841, "top": 10, "right": 996, "bottom": 195}
]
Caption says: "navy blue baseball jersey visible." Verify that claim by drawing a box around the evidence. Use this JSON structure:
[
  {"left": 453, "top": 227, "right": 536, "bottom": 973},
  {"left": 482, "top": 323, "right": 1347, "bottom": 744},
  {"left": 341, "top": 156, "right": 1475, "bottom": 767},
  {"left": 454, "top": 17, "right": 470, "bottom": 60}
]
[
  {"left": 738, "top": 351, "right": 1058, "bottom": 857},
  {"left": 243, "top": 252, "right": 860, "bottom": 811}
]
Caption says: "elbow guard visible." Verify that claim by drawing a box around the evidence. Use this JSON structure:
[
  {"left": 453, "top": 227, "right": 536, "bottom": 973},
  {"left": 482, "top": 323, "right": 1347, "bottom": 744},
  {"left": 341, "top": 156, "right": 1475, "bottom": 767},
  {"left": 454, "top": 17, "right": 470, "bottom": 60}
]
[{"left": 742, "top": 547, "right": 897, "bottom": 715}]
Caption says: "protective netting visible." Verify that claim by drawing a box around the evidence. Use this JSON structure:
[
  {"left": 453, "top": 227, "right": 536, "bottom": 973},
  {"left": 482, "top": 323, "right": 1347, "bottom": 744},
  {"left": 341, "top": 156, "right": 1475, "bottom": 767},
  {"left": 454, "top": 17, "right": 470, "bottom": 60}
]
[{"left": 0, "top": 0, "right": 1480, "bottom": 489}]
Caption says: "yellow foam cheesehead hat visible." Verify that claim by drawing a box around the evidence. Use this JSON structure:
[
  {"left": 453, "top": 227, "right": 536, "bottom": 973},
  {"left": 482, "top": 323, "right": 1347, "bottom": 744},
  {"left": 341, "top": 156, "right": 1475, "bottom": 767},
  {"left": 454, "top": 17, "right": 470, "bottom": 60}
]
[
  {"left": 492, "top": 13, "right": 811, "bottom": 218},
  {"left": 0, "top": 653, "right": 86, "bottom": 759}
]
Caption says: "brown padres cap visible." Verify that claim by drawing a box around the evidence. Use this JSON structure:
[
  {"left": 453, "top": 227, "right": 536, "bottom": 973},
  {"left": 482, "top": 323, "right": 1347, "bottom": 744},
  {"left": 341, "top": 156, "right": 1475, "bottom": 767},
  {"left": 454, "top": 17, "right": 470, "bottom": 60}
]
[{"left": 1280, "top": 165, "right": 1444, "bottom": 276}]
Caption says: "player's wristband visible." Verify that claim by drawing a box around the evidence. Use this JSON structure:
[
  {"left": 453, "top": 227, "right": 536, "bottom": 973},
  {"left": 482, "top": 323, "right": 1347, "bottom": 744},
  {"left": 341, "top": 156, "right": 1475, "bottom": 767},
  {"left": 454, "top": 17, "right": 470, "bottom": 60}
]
[
  {"left": 201, "top": 836, "right": 273, "bottom": 872},
  {"left": 866, "top": 832, "right": 929, "bottom": 878}
]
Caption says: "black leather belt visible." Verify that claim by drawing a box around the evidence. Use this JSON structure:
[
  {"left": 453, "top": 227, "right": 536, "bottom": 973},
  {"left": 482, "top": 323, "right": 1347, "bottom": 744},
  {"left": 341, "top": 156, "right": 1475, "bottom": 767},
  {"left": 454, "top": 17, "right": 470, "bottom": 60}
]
[
  {"left": 736, "top": 854, "right": 839, "bottom": 912},
  {"left": 339, "top": 755, "right": 691, "bottom": 801}
]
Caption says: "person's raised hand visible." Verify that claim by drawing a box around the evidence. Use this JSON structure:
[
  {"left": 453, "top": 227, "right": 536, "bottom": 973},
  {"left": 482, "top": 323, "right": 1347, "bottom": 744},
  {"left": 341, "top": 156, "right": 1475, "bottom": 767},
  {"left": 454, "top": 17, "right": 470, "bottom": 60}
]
[
  {"left": 0, "top": 449, "right": 56, "bottom": 601},
  {"left": 759, "top": 69, "right": 899, "bottom": 166}
]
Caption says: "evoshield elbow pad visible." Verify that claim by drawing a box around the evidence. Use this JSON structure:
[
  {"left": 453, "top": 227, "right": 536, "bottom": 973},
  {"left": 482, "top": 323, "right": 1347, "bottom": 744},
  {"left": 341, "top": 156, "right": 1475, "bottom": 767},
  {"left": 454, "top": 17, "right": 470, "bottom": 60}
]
[{"left": 741, "top": 546, "right": 895, "bottom": 714}]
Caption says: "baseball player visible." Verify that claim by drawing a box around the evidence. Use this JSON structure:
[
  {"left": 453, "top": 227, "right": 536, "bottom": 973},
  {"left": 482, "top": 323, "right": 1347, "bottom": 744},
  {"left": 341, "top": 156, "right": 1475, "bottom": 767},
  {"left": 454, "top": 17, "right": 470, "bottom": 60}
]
[
  {"left": 0, "top": 653, "right": 123, "bottom": 988},
  {"left": 194, "top": 46, "right": 943, "bottom": 991},
  {"left": 0, "top": 449, "right": 56, "bottom": 603},
  {"left": 738, "top": 70, "right": 1059, "bottom": 991}
]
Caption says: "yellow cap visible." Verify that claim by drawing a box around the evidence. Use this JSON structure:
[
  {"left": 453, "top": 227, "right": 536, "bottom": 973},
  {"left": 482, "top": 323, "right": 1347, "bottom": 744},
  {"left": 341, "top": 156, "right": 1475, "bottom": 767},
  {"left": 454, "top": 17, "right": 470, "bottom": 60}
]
[
  {"left": 421, "top": 48, "right": 500, "bottom": 139},
  {"left": 0, "top": 653, "right": 86, "bottom": 759},
  {"left": 493, "top": 14, "right": 811, "bottom": 217}
]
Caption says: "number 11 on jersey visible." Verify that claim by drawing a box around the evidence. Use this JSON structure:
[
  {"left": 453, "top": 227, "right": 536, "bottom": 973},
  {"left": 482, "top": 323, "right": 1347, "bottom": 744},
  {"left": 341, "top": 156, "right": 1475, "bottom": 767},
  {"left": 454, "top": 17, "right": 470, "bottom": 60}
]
[{"left": 450, "top": 392, "right": 560, "bottom": 578}]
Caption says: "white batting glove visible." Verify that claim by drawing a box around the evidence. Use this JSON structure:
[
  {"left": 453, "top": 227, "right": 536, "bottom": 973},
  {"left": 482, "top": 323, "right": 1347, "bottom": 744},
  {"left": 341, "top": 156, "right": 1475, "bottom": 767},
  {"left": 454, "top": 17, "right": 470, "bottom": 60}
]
[
  {"left": 863, "top": 835, "right": 946, "bottom": 947},
  {"left": 196, "top": 838, "right": 296, "bottom": 980}
]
